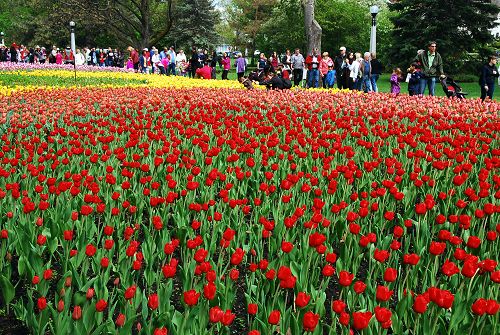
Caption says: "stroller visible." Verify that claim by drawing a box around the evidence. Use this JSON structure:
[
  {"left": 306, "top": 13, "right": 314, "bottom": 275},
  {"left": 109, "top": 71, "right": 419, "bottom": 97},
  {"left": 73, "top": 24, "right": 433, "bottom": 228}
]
[{"left": 440, "top": 76, "right": 467, "bottom": 99}]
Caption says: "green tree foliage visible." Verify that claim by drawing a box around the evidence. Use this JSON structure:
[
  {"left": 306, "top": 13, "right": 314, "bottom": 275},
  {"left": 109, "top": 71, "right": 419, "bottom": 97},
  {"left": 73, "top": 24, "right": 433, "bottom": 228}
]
[
  {"left": 389, "top": 0, "right": 499, "bottom": 73},
  {"left": 257, "top": 0, "right": 305, "bottom": 54},
  {"left": 227, "top": 0, "right": 393, "bottom": 65},
  {"left": 227, "top": 0, "right": 278, "bottom": 54},
  {"left": 168, "top": 0, "right": 220, "bottom": 50}
]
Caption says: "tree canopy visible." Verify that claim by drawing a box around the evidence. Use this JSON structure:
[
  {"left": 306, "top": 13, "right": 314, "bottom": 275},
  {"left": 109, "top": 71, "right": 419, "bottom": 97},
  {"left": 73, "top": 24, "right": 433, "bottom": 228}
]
[{"left": 389, "top": 0, "right": 499, "bottom": 72}]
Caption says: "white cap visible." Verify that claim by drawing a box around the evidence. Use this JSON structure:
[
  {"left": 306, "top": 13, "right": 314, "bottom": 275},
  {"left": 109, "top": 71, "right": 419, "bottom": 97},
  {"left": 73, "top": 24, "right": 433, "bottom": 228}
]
[{"left": 339, "top": 46, "right": 346, "bottom": 51}]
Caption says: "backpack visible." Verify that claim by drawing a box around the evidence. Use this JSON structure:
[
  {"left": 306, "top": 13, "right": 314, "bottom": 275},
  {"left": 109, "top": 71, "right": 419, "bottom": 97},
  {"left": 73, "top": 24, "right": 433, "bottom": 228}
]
[{"left": 282, "top": 78, "right": 292, "bottom": 89}]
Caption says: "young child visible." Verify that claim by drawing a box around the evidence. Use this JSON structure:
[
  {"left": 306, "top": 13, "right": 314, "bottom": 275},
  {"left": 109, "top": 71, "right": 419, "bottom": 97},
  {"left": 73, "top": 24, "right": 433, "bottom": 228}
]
[
  {"left": 407, "top": 63, "right": 422, "bottom": 96},
  {"left": 390, "top": 68, "right": 404, "bottom": 95},
  {"left": 325, "top": 65, "right": 336, "bottom": 89},
  {"left": 126, "top": 57, "right": 134, "bottom": 70}
]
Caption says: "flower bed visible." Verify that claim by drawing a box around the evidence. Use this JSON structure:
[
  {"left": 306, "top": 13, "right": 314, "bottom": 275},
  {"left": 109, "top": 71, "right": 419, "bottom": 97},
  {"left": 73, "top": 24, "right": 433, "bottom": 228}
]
[{"left": 0, "top": 86, "right": 498, "bottom": 335}]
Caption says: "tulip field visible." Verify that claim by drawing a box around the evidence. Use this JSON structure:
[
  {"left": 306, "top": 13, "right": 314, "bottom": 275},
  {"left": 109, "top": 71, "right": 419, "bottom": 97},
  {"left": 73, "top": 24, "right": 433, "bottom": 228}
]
[{"left": 0, "top": 65, "right": 499, "bottom": 335}]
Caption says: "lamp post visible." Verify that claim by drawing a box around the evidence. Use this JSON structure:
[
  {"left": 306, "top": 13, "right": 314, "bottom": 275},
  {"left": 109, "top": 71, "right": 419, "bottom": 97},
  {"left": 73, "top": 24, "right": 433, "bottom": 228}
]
[
  {"left": 369, "top": 5, "right": 379, "bottom": 55},
  {"left": 69, "top": 21, "right": 76, "bottom": 55},
  {"left": 0, "top": 32, "right": 4, "bottom": 47},
  {"left": 69, "top": 21, "right": 76, "bottom": 81}
]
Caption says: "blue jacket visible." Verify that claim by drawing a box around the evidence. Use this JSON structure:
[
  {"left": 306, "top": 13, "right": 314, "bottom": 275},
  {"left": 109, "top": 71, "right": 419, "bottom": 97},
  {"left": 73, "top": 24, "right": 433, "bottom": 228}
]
[{"left": 326, "top": 70, "right": 336, "bottom": 86}]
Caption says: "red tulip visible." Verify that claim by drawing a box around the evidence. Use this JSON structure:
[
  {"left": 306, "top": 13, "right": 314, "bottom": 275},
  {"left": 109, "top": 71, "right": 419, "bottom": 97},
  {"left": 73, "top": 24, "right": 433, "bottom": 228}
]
[
  {"left": 376, "top": 285, "right": 393, "bottom": 302},
  {"left": 183, "top": 290, "right": 200, "bottom": 306},
  {"left": 148, "top": 293, "right": 159, "bottom": 310},
  {"left": 413, "top": 295, "right": 429, "bottom": 314},
  {"left": 116, "top": 313, "right": 126, "bottom": 327},
  {"left": 383, "top": 268, "right": 397, "bottom": 282},
  {"left": 209, "top": 306, "right": 223, "bottom": 323},
  {"left": 352, "top": 311, "right": 372, "bottom": 330},
  {"left": 295, "top": 292, "right": 311, "bottom": 308},
  {"left": 95, "top": 299, "right": 107, "bottom": 312},
  {"left": 302, "top": 311, "right": 320, "bottom": 332},
  {"left": 374, "top": 306, "right": 392, "bottom": 323},
  {"left": 338, "top": 270, "right": 354, "bottom": 286},
  {"left": 37, "top": 297, "right": 47, "bottom": 311},
  {"left": 268, "top": 310, "right": 280, "bottom": 325},
  {"left": 72, "top": 306, "right": 82, "bottom": 320}
]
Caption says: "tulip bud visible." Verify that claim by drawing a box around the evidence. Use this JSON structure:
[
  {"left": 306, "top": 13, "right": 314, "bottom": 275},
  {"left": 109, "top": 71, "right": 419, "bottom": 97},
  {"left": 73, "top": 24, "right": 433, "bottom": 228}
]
[
  {"left": 72, "top": 306, "right": 82, "bottom": 320},
  {"left": 115, "top": 313, "right": 126, "bottom": 327},
  {"left": 64, "top": 276, "right": 72, "bottom": 287},
  {"left": 57, "top": 299, "right": 64, "bottom": 312},
  {"left": 86, "top": 288, "right": 95, "bottom": 300}
]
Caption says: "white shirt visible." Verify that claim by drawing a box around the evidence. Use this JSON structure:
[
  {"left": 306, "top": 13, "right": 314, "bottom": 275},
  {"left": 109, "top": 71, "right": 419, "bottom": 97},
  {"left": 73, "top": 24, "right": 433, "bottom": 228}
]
[
  {"left": 151, "top": 54, "right": 160, "bottom": 64},
  {"left": 176, "top": 52, "right": 187, "bottom": 64},
  {"left": 75, "top": 53, "right": 85, "bottom": 66},
  {"left": 350, "top": 60, "right": 361, "bottom": 79}
]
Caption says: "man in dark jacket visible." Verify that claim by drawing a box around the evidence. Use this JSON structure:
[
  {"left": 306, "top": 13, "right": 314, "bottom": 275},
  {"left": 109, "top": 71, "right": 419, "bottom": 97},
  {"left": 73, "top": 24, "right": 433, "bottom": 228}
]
[
  {"left": 416, "top": 41, "right": 445, "bottom": 96},
  {"left": 479, "top": 55, "right": 499, "bottom": 101},
  {"left": 334, "top": 46, "right": 347, "bottom": 89}
]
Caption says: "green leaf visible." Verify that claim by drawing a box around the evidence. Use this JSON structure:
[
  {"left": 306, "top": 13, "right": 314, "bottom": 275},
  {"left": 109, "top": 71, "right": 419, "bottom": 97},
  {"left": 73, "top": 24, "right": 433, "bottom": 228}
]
[
  {"left": 0, "top": 274, "right": 15, "bottom": 305},
  {"left": 17, "top": 255, "right": 27, "bottom": 276}
]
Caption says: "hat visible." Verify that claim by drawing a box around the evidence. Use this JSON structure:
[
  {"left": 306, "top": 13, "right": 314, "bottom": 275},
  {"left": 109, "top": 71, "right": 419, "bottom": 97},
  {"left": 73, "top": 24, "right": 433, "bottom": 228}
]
[
  {"left": 35, "top": 45, "right": 40, "bottom": 49},
  {"left": 143, "top": 48, "right": 149, "bottom": 52},
  {"left": 339, "top": 46, "right": 346, "bottom": 51}
]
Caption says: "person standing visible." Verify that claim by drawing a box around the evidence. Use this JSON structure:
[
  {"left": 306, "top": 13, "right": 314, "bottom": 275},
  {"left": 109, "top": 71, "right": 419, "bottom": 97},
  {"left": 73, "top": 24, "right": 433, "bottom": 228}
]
[
  {"left": 189, "top": 47, "right": 199, "bottom": 78},
  {"left": 235, "top": 52, "right": 247, "bottom": 79},
  {"left": 290, "top": 49, "right": 305, "bottom": 86},
  {"left": 176, "top": 49, "right": 187, "bottom": 75},
  {"left": 305, "top": 48, "right": 320, "bottom": 88},
  {"left": 360, "top": 52, "right": 372, "bottom": 92},
  {"left": 257, "top": 53, "right": 267, "bottom": 72},
  {"left": 319, "top": 52, "right": 333, "bottom": 88},
  {"left": 75, "top": 49, "right": 85, "bottom": 66},
  {"left": 348, "top": 53, "right": 361, "bottom": 90},
  {"left": 221, "top": 52, "right": 231, "bottom": 80},
  {"left": 479, "top": 55, "right": 499, "bottom": 101},
  {"left": 10, "top": 44, "right": 18, "bottom": 63},
  {"left": 281, "top": 49, "right": 292, "bottom": 78},
  {"left": 390, "top": 68, "right": 404, "bottom": 95},
  {"left": 416, "top": 41, "right": 445, "bottom": 96},
  {"left": 370, "top": 52, "right": 382, "bottom": 92},
  {"left": 167, "top": 46, "right": 176, "bottom": 75},
  {"left": 334, "top": 47, "right": 348, "bottom": 89},
  {"left": 128, "top": 46, "right": 139, "bottom": 72}
]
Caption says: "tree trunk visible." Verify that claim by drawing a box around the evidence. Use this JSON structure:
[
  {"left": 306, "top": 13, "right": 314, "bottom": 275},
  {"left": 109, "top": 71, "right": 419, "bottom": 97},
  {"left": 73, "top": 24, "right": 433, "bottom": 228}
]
[{"left": 304, "top": 0, "right": 322, "bottom": 54}]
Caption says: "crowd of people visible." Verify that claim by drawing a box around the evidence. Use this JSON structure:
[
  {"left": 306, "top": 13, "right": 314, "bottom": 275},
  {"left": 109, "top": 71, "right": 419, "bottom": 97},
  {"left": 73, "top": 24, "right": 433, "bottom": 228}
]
[
  {"left": 0, "top": 43, "right": 126, "bottom": 67},
  {"left": 1, "top": 40, "right": 499, "bottom": 100}
]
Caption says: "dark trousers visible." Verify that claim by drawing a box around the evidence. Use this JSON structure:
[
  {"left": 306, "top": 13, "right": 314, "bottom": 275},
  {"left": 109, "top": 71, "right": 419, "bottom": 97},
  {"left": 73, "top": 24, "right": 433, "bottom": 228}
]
[
  {"left": 222, "top": 70, "right": 229, "bottom": 80},
  {"left": 167, "top": 63, "right": 176, "bottom": 75},
  {"left": 293, "top": 69, "right": 303, "bottom": 86},
  {"left": 337, "top": 75, "right": 347, "bottom": 89},
  {"left": 481, "top": 82, "right": 495, "bottom": 101},
  {"left": 237, "top": 72, "right": 245, "bottom": 79}
]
